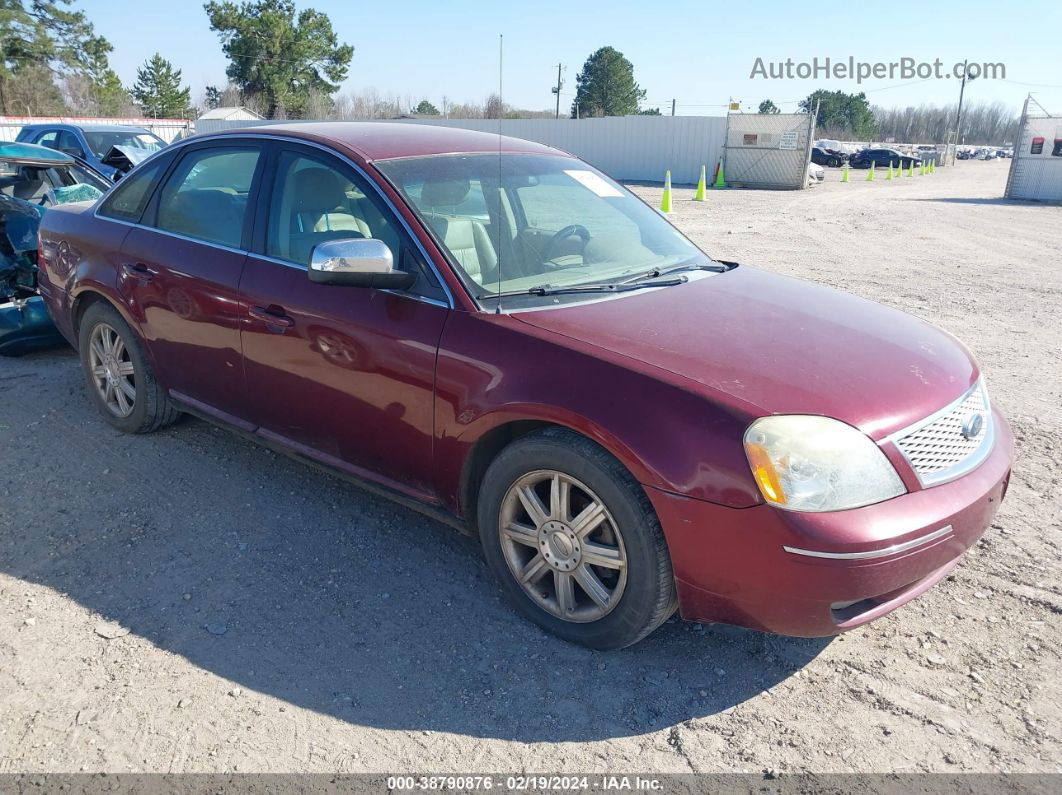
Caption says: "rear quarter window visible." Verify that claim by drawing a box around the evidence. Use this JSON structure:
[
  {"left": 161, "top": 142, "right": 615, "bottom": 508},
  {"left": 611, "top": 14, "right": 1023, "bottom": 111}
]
[{"left": 97, "top": 159, "right": 167, "bottom": 222}]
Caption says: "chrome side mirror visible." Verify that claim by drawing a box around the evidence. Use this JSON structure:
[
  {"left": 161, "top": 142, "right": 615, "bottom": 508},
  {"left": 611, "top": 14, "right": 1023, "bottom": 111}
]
[{"left": 308, "top": 238, "right": 415, "bottom": 289}]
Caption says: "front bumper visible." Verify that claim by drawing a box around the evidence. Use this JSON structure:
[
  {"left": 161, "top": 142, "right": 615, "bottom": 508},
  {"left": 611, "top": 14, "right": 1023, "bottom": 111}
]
[{"left": 648, "top": 408, "right": 1014, "bottom": 637}]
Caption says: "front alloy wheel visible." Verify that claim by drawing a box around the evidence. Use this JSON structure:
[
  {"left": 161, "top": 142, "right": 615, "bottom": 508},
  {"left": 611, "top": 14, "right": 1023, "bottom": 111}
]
[
  {"left": 478, "top": 428, "right": 676, "bottom": 649},
  {"left": 499, "top": 470, "right": 627, "bottom": 622}
]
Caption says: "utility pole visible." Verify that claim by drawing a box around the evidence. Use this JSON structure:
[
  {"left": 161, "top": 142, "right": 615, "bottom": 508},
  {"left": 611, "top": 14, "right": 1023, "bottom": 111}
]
[
  {"left": 954, "top": 59, "right": 976, "bottom": 147},
  {"left": 671, "top": 98, "right": 676, "bottom": 117},
  {"left": 552, "top": 63, "right": 564, "bottom": 119}
]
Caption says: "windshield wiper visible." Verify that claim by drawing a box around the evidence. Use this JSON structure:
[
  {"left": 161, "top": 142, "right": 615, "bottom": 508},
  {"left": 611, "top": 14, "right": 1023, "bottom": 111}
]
[
  {"left": 478, "top": 276, "right": 688, "bottom": 300},
  {"left": 621, "top": 260, "right": 730, "bottom": 284}
]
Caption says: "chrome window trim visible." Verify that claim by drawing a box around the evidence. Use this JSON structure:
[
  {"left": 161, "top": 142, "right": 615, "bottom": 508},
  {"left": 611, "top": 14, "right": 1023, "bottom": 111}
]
[
  {"left": 884, "top": 379, "right": 994, "bottom": 488},
  {"left": 783, "top": 524, "right": 953, "bottom": 560},
  {"left": 89, "top": 213, "right": 249, "bottom": 256},
  {"left": 91, "top": 131, "right": 455, "bottom": 310}
]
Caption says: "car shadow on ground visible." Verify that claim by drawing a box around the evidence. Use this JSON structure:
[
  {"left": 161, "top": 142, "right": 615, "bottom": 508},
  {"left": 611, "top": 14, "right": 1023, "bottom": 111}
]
[
  {"left": 911, "top": 197, "right": 1044, "bottom": 207},
  {"left": 2, "top": 348, "right": 830, "bottom": 742}
]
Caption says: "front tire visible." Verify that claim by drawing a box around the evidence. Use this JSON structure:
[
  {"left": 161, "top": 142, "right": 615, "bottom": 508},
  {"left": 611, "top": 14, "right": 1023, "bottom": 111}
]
[
  {"left": 477, "top": 428, "right": 676, "bottom": 649},
  {"left": 78, "top": 302, "right": 179, "bottom": 433}
]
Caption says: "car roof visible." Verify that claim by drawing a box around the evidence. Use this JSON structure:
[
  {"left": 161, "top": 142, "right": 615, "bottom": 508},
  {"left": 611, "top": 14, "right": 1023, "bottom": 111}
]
[
  {"left": 22, "top": 123, "right": 154, "bottom": 133},
  {"left": 78, "top": 124, "right": 157, "bottom": 133},
  {"left": 0, "top": 141, "right": 74, "bottom": 165},
  {"left": 209, "top": 122, "right": 563, "bottom": 162}
]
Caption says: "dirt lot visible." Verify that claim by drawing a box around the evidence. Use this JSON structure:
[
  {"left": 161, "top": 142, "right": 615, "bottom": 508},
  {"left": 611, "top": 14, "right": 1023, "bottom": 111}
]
[{"left": 1, "top": 160, "right": 1059, "bottom": 775}]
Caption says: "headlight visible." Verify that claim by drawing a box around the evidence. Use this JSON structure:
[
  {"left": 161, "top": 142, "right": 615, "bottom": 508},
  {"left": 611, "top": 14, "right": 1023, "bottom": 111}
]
[{"left": 743, "top": 416, "right": 905, "bottom": 512}]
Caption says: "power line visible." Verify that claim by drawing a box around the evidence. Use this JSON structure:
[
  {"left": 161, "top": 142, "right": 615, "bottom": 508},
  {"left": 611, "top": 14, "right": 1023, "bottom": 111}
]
[{"left": 1001, "top": 78, "right": 1062, "bottom": 89}]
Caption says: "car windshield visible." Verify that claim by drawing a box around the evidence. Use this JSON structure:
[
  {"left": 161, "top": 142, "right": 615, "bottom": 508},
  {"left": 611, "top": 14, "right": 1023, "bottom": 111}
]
[
  {"left": 376, "top": 153, "right": 715, "bottom": 307},
  {"left": 83, "top": 131, "right": 165, "bottom": 159}
]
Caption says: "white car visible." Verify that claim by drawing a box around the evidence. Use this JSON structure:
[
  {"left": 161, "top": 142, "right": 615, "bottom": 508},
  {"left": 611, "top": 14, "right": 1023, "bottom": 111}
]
[{"left": 807, "top": 162, "right": 825, "bottom": 185}]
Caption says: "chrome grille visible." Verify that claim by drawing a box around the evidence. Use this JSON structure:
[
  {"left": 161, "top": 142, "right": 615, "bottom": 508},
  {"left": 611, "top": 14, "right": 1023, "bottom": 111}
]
[{"left": 894, "top": 381, "right": 993, "bottom": 486}]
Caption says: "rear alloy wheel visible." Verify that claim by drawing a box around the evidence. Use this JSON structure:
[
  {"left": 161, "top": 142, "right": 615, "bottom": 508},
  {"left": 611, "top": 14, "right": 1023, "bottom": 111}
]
[
  {"left": 478, "top": 428, "right": 676, "bottom": 649},
  {"left": 87, "top": 322, "right": 136, "bottom": 418},
  {"left": 78, "top": 302, "right": 180, "bottom": 433}
]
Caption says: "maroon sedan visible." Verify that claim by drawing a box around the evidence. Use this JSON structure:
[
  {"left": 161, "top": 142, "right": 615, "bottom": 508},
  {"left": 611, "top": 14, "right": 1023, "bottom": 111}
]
[{"left": 36, "top": 123, "right": 1014, "bottom": 649}]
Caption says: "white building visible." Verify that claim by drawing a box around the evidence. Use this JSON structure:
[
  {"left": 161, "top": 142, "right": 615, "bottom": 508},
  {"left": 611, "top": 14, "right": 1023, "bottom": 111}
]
[{"left": 197, "top": 106, "right": 264, "bottom": 122}]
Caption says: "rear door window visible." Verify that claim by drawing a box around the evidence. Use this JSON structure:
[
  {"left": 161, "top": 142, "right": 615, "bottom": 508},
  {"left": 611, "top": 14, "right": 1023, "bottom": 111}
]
[
  {"left": 57, "top": 131, "right": 83, "bottom": 157},
  {"left": 35, "top": 130, "right": 59, "bottom": 149},
  {"left": 154, "top": 146, "right": 261, "bottom": 248}
]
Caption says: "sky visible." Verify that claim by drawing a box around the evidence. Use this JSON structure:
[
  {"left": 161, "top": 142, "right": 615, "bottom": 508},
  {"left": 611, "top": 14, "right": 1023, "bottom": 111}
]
[{"left": 85, "top": 0, "right": 1062, "bottom": 116}]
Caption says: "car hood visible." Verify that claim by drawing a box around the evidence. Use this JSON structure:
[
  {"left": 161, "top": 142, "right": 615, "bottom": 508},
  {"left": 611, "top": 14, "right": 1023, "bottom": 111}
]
[{"left": 513, "top": 266, "right": 978, "bottom": 440}]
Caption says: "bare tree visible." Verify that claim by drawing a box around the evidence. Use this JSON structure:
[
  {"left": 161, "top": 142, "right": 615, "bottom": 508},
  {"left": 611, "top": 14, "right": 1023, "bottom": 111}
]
[
  {"left": 61, "top": 74, "right": 94, "bottom": 115},
  {"left": 484, "top": 93, "right": 504, "bottom": 119},
  {"left": 872, "top": 100, "right": 1020, "bottom": 145},
  {"left": 303, "top": 88, "right": 333, "bottom": 120}
]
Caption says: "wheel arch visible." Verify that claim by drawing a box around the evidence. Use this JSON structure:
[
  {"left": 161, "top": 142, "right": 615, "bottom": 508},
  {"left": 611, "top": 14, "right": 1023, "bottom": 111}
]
[
  {"left": 71, "top": 287, "right": 142, "bottom": 347},
  {"left": 70, "top": 287, "right": 163, "bottom": 378},
  {"left": 455, "top": 410, "right": 661, "bottom": 533}
]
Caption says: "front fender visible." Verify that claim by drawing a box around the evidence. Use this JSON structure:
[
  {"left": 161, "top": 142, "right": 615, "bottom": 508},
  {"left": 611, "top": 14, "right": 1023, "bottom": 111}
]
[{"left": 432, "top": 311, "right": 763, "bottom": 515}]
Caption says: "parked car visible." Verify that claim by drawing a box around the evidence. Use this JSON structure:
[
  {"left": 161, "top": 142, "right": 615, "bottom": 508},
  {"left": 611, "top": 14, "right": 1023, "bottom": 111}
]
[
  {"left": 807, "top": 162, "right": 825, "bottom": 184},
  {"left": 1, "top": 142, "right": 110, "bottom": 355},
  {"left": 810, "top": 146, "right": 846, "bottom": 167},
  {"left": 36, "top": 124, "right": 1014, "bottom": 649},
  {"left": 850, "top": 148, "right": 921, "bottom": 169},
  {"left": 15, "top": 123, "right": 166, "bottom": 179}
]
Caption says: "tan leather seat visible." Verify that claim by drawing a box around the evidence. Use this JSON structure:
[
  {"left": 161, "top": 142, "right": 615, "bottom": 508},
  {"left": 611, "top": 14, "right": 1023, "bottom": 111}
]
[
  {"left": 287, "top": 167, "right": 371, "bottom": 263},
  {"left": 418, "top": 177, "right": 496, "bottom": 283}
]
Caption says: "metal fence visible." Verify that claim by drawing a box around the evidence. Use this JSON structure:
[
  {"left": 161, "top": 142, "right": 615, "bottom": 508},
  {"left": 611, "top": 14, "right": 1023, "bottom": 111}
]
[
  {"left": 722, "top": 112, "right": 815, "bottom": 190},
  {"left": 1005, "top": 105, "right": 1062, "bottom": 202},
  {"left": 194, "top": 116, "right": 728, "bottom": 185},
  {"left": 0, "top": 115, "right": 193, "bottom": 143}
]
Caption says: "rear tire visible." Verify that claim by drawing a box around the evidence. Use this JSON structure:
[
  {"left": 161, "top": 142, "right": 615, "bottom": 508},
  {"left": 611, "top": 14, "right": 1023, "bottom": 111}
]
[
  {"left": 477, "top": 428, "right": 676, "bottom": 649},
  {"left": 78, "top": 302, "right": 180, "bottom": 433}
]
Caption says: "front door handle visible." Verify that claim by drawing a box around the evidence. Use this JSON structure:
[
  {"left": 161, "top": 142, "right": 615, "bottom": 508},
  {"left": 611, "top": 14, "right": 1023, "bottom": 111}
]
[
  {"left": 122, "top": 262, "right": 156, "bottom": 283},
  {"left": 249, "top": 304, "right": 295, "bottom": 329}
]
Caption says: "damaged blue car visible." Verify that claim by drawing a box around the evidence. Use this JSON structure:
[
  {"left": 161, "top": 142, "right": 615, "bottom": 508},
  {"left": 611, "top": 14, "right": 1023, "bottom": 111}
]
[{"left": 1, "top": 142, "right": 111, "bottom": 356}]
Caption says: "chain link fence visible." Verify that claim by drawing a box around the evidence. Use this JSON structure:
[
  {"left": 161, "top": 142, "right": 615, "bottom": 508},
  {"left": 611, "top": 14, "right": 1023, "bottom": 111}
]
[{"left": 722, "top": 112, "right": 816, "bottom": 190}]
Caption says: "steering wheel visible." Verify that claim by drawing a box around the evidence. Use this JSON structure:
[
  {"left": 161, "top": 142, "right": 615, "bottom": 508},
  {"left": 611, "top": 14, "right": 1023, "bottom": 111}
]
[{"left": 543, "top": 224, "right": 591, "bottom": 263}]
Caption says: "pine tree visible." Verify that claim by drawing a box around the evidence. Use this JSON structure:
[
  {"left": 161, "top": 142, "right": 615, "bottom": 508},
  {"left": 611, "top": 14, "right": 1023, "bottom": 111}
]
[
  {"left": 570, "top": 47, "right": 645, "bottom": 118},
  {"left": 132, "top": 53, "right": 191, "bottom": 118},
  {"left": 204, "top": 0, "right": 353, "bottom": 119},
  {"left": 82, "top": 41, "right": 131, "bottom": 116},
  {"left": 94, "top": 70, "right": 130, "bottom": 116},
  {"left": 1, "top": 0, "right": 111, "bottom": 114}
]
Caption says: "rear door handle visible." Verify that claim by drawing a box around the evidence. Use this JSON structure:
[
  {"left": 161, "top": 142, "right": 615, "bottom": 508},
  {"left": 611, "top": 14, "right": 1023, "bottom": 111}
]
[
  {"left": 249, "top": 304, "right": 295, "bottom": 329},
  {"left": 122, "top": 262, "right": 156, "bottom": 283}
]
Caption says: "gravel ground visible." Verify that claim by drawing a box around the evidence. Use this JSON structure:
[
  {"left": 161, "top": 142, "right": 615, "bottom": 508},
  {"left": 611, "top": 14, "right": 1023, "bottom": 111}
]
[{"left": 0, "top": 159, "right": 1059, "bottom": 775}]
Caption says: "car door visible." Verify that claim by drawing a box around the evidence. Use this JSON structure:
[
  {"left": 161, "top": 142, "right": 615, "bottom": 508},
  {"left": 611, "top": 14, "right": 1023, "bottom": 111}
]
[
  {"left": 238, "top": 143, "right": 451, "bottom": 497},
  {"left": 117, "top": 141, "right": 265, "bottom": 421}
]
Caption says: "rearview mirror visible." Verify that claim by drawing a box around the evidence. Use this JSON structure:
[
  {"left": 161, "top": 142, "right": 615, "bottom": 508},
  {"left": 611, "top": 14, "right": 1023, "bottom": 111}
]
[{"left": 308, "top": 238, "right": 415, "bottom": 289}]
